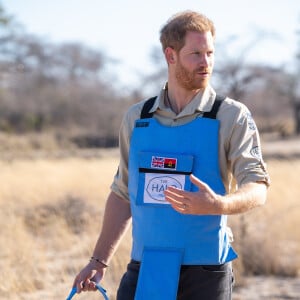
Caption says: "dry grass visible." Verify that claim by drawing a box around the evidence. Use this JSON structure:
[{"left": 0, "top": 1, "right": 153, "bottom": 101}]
[
  {"left": 230, "top": 159, "right": 300, "bottom": 283},
  {"left": 0, "top": 153, "right": 130, "bottom": 300},
  {"left": 0, "top": 152, "right": 299, "bottom": 299}
]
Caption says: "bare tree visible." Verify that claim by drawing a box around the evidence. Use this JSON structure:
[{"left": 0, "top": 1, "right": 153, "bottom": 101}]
[
  {"left": 293, "top": 24, "right": 300, "bottom": 134},
  {"left": 137, "top": 45, "right": 167, "bottom": 97},
  {"left": 213, "top": 30, "right": 282, "bottom": 100},
  {"left": 0, "top": 5, "right": 131, "bottom": 144}
]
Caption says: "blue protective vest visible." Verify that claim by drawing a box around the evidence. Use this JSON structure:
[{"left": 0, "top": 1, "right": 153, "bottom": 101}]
[{"left": 128, "top": 98, "right": 237, "bottom": 299}]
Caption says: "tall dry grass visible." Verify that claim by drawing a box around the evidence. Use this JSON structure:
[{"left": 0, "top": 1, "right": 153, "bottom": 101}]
[
  {"left": 0, "top": 153, "right": 299, "bottom": 299},
  {"left": 0, "top": 153, "right": 130, "bottom": 300},
  {"left": 230, "top": 159, "right": 300, "bottom": 283}
]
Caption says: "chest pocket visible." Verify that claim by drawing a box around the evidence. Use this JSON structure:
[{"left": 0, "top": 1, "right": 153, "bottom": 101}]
[{"left": 136, "top": 151, "right": 194, "bottom": 206}]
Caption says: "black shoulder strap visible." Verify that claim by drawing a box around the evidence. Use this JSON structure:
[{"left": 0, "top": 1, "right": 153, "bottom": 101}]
[
  {"left": 140, "top": 94, "right": 225, "bottom": 120},
  {"left": 140, "top": 96, "right": 157, "bottom": 119},
  {"left": 202, "top": 94, "right": 225, "bottom": 119}
]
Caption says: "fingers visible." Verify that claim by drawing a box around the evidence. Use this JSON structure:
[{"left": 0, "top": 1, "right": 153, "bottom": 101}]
[
  {"left": 164, "top": 175, "right": 211, "bottom": 214},
  {"left": 164, "top": 187, "right": 190, "bottom": 214},
  {"left": 74, "top": 269, "right": 99, "bottom": 293},
  {"left": 190, "top": 174, "right": 208, "bottom": 189},
  {"left": 164, "top": 187, "right": 186, "bottom": 205},
  {"left": 164, "top": 187, "right": 180, "bottom": 201},
  {"left": 166, "top": 174, "right": 208, "bottom": 194},
  {"left": 73, "top": 262, "right": 104, "bottom": 294},
  {"left": 83, "top": 280, "right": 97, "bottom": 292},
  {"left": 164, "top": 187, "right": 184, "bottom": 201},
  {"left": 76, "top": 279, "right": 97, "bottom": 293}
]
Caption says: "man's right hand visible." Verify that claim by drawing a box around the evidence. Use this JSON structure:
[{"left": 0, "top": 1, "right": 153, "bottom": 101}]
[{"left": 73, "top": 260, "right": 106, "bottom": 293}]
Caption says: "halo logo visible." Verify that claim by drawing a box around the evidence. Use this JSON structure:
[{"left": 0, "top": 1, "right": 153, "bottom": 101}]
[{"left": 146, "top": 175, "right": 182, "bottom": 202}]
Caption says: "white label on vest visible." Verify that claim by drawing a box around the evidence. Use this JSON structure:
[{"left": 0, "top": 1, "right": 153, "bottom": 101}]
[{"left": 144, "top": 173, "right": 185, "bottom": 204}]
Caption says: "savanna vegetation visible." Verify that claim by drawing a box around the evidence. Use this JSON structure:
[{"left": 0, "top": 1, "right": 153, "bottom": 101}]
[
  {"left": 0, "top": 3, "right": 299, "bottom": 300},
  {"left": 0, "top": 4, "right": 300, "bottom": 143},
  {"left": 0, "top": 154, "right": 299, "bottom": 299}
]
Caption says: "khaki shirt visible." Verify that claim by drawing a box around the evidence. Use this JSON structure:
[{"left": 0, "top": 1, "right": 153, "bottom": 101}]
[{"left": 111, "top": 85, "right": 270, "bottom": 201}]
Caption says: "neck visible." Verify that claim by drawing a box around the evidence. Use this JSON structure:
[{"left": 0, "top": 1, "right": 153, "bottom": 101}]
[{"left": 166, "top": 82, "right": 203, "bottom": 114}]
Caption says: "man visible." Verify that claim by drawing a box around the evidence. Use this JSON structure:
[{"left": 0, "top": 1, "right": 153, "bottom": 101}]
[{"left": 73, "top": 11, "right": 270, "bottom": 300}]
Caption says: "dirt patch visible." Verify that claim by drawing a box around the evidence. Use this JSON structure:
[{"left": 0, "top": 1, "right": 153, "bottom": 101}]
[{"left": 233, "top": 276, "right": 300, "bottom": 299}]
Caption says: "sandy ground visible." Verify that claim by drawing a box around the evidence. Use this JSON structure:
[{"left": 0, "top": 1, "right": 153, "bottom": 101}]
[
  {"left": 17, "top": 276, "right": 299, "bottom": 300},
  {"left": 233, "top": 276, "right": 300, "bottom": 300}
]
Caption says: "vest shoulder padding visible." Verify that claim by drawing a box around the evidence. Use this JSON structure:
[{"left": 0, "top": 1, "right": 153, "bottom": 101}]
[
  {"left": 140, "top": 96, "right": 157, "bottom": 119},
  {"left": 140, "top": 94, "right": 226, "bottom": 119},
  {"left": 202, "top": 95, "right": 225, "bottom": 119}
]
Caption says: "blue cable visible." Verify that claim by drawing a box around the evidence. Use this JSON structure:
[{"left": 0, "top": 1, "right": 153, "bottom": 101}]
[{"left": 66, "top": 283, "right": 109, "bottom": 300}]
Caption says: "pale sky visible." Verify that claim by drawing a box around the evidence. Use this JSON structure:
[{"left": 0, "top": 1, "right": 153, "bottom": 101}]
[{"left": 2, "top": 0, "right": 299, "bottom": 88}]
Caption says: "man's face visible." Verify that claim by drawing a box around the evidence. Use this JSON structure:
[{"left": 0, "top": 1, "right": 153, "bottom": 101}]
[{"left": 175, "top": 31, "right": 215, "bottom": 90}]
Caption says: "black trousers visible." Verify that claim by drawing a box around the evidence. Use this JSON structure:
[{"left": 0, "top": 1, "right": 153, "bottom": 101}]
[{"left": 117, "top": 260, "right": 234, "bottom": 300}]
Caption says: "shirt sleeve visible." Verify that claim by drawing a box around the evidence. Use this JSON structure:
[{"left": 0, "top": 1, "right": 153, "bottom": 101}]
[
  {"left": 110, "top": 101, "right": 144, "bottom": 201},
  {"left": 226, "top": 102, "right": 270, "bottom": 188}
]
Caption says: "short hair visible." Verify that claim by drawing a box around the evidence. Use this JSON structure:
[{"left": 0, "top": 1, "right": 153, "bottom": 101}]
[{"left": 159, "top": 10, "right": 216, "bottom": 52}]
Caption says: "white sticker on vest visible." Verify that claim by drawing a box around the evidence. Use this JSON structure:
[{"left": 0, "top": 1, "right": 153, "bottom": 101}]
[{"left": 143, "top": 173, "right": 185, "bottom": 204}]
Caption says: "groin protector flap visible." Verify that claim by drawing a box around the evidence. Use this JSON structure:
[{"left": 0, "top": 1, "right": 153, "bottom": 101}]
[{"left": 134, "top": 248, "right": 183, "bottom": 300}]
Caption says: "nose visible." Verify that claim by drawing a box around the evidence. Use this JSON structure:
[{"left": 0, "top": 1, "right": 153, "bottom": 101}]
[{"left": 199, "top": 54, "right": 210, "bottom": 67}]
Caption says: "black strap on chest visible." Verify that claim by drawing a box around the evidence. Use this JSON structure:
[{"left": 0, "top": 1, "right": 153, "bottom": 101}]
[{"left": 140, "top": 94, "right": 225, "bottom": 119}]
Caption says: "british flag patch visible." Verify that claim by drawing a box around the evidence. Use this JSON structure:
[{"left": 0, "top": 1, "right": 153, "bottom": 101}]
[{"left": 151, "top": 156, "right": 177, "bottom": 170}]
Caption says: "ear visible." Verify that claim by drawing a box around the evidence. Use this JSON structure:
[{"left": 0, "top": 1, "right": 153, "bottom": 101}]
[{"left": 164, "top": 47, "right": 176, "bottom": 64}]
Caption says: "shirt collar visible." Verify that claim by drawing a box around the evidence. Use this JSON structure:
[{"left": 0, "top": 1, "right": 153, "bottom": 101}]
[{"left": 149, "top": 82, "right": 217, "bottom": 116}]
